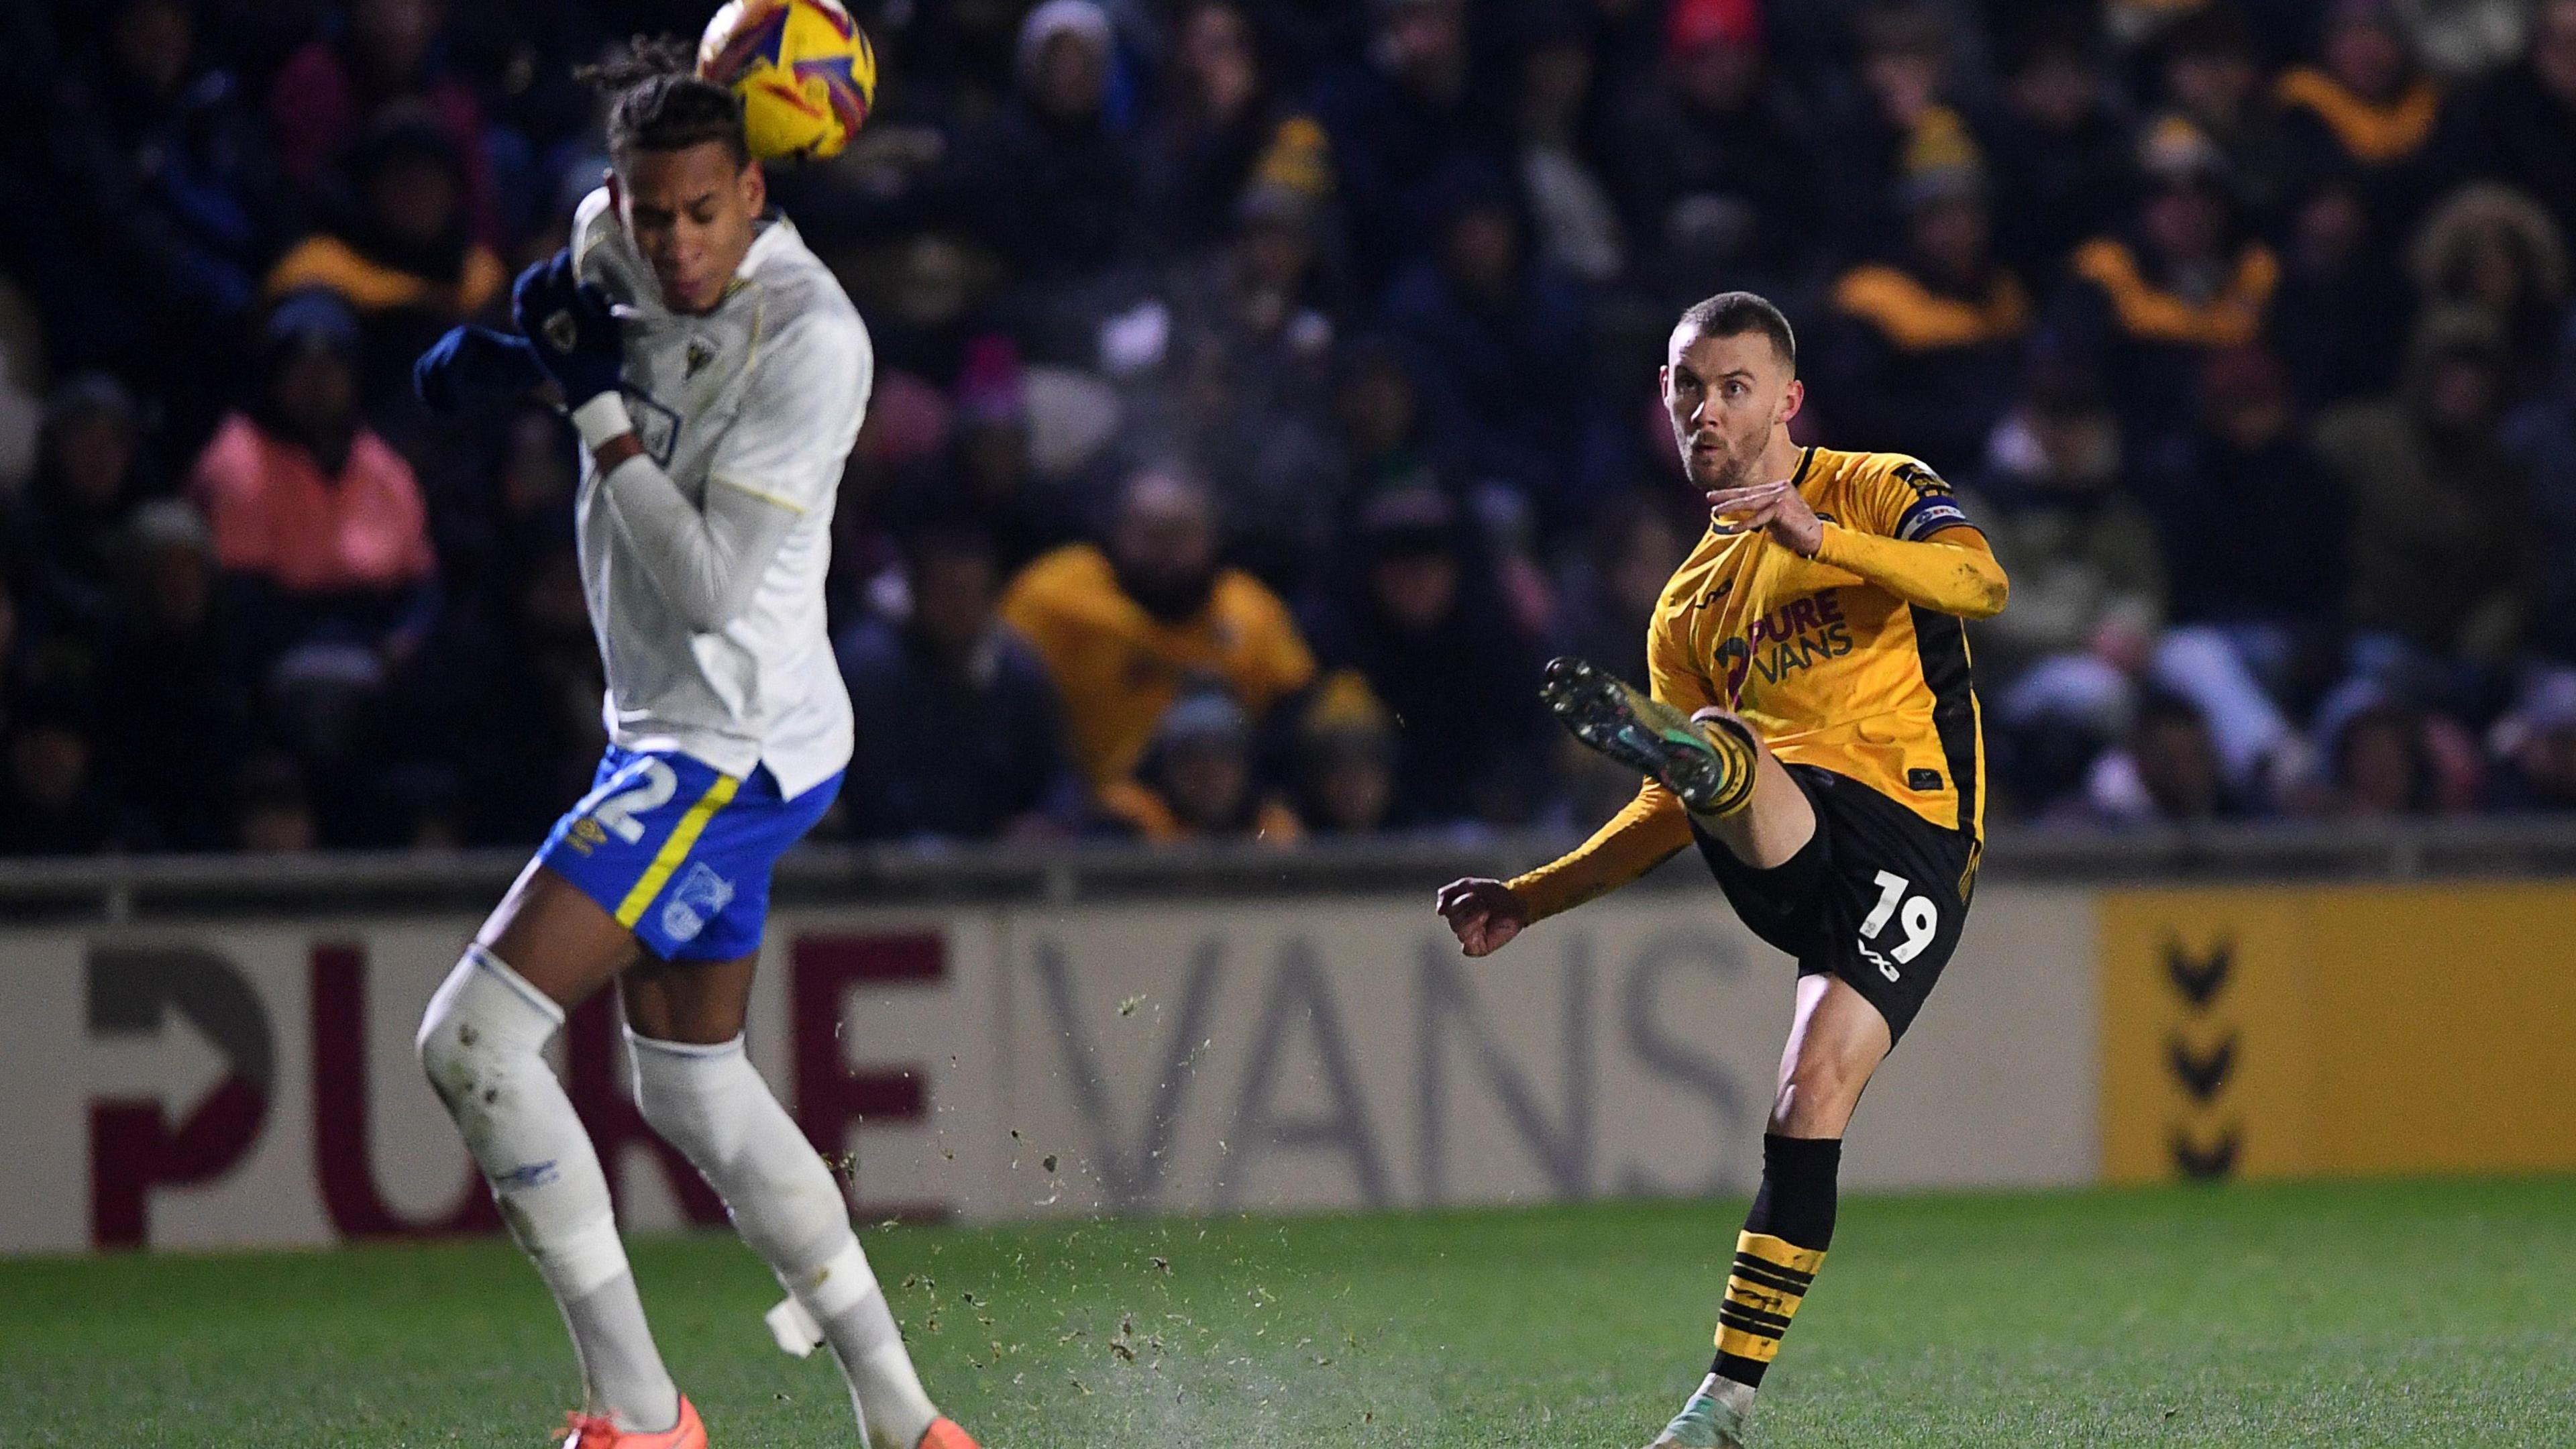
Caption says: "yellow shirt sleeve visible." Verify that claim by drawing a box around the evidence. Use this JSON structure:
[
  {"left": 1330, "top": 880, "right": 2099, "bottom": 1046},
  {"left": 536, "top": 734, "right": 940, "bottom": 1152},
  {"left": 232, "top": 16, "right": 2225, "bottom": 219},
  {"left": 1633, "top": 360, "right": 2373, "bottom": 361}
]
[
  {"left": 1234, "top": 577, "right": 1319, "bottom": 705},
  {"left": 1505, "top": 784, "right": 1693, "bottom": 923},
  {"left": 1503, "top": 610, "right": 1706, "bottom": 923},
  {"left": 1811, "top": 523, "right": 2009, "bottom": 619},
  {"left": 1000, "top": 547, "right": 1141, "bottom": 787},
  {"left": 996, "top": 556, "right": 1069, "bottom": 667},
  {"left": 1815, "top": 454, "right": 2008, "bottom": 619}
]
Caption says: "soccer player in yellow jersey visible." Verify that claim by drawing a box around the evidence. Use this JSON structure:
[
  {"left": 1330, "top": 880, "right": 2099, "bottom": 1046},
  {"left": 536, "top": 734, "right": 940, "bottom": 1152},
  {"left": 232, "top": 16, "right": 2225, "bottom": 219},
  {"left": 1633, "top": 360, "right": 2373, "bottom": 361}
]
[{"left": 1436, "top": 292, "right": 2008, "bottom": 1448}]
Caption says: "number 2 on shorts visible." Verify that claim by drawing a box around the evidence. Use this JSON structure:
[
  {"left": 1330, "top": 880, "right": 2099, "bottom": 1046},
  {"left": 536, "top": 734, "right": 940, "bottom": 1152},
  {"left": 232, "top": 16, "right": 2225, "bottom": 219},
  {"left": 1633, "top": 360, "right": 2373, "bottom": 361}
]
[{"left": 592, "top": 759, "right": 678, "bottom": 845}]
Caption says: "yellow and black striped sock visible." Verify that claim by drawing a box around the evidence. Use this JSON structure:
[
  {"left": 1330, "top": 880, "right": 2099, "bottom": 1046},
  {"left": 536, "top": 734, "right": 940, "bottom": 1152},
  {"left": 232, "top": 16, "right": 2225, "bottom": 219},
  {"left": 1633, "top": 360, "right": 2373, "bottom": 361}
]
[{"left": 1713, "top": 1134, "right": 1839, "bottom": 1388}]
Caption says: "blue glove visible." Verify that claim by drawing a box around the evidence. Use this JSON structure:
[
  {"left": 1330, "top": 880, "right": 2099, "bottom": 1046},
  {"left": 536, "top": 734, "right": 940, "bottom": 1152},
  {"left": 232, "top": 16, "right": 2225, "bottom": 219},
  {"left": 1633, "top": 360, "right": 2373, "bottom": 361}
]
[
  {"left": 510, "top": 251, "right": 624, "bottom": 406},
  {"left": 412, "top": 325, "right": 545, "bottom": 414}
]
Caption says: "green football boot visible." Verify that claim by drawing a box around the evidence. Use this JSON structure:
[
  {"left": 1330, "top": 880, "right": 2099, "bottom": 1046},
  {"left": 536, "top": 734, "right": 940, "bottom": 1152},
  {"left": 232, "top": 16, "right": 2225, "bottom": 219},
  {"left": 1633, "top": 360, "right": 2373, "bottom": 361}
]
[{"left": 1540, "top": 656, "right": 1758, "bottom": 818}]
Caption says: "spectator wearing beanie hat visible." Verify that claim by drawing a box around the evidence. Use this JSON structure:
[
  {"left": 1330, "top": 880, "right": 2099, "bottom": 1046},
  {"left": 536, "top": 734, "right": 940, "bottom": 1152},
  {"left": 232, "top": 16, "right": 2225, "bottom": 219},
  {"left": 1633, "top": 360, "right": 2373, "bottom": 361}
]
[
  {"left": 0, "top": 374, "right": 154, "bottom": 641},
  {"left": 2053, "top": 117, "right": 2282, "bottom": 466},
  {"left": 1288, "top": 669, "right": 1401, "bottom": 835},
  {"left": 1095, "top": 685, "right": 1302, "bottom": 843},
  {"left": 1604, "top": 0, "right": 1823, "bottom": 293},
  {"left": 2274, "top": 0, "right": 2444, "bottom": 241},
  {"left": 1819, "top": 122, "right": 2029, "bottom": 475},
  {"left": 955, "top": 0, "right": 1143, "bottom": 298}
]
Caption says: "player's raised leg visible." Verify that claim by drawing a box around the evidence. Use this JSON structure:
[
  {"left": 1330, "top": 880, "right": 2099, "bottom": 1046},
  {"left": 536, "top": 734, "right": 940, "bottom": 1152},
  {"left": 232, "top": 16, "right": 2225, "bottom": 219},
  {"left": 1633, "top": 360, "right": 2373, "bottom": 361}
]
[
  {"left": 1542, "top": 657, "right": 1764, "bottom": 820},
  {"left": 416, "top": 863, "right": 701, "bottom": 1446},
  {"left": 1539, "top": 655, "right": 1813, "bottom": 860},
  {"left": 622, "top": 959, "right": 973, "bottom": 1449}
]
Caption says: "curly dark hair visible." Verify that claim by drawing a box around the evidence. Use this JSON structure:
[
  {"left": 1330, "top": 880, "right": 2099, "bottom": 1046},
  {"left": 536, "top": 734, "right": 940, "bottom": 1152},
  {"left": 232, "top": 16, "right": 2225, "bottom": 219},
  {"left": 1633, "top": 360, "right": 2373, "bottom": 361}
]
[{"left": 576, "top": 35, "right": 749, "bottom": 166}]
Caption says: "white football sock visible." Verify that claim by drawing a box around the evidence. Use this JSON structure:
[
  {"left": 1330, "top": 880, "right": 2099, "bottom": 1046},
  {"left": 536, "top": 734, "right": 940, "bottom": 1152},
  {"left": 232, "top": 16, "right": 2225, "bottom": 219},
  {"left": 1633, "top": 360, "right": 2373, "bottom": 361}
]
[
  {"left": 418, "top": 947, "right": 678, "bottom": 1432},
  {"left": 561, "top": 1274, "right": 683, "bottom": 1433},
  {"left": 804, "top": 1238, "right": 941, "bottom": 1449},
  {"left": 630, "top": 1030, "right": 938, "bottom": 1449}
]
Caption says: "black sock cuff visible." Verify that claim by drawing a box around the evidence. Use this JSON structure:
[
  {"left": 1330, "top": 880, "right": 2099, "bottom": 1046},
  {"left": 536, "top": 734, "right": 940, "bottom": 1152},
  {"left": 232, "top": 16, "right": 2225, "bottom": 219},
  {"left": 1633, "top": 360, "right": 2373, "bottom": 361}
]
[
  {"left": 1713, "top": 1350, "right": 1768, "bottom": 1388},
  {"left": 1762, "top": 1132, "right": 1841, "bottom": 1174},
  {"left": 1749, "top": 1132, "right": 1841, "bottom": 1250}
]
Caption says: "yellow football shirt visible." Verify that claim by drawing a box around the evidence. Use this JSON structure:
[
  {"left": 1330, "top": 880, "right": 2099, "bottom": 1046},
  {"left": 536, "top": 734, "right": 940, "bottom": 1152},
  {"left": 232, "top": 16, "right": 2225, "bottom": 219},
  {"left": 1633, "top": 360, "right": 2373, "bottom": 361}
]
[
  {"left": 1506, "top": 446, "right": 1993, "bottom": 922},
  {"left": 1651, "top": 445, "right": 1987, "bottom": 839}
]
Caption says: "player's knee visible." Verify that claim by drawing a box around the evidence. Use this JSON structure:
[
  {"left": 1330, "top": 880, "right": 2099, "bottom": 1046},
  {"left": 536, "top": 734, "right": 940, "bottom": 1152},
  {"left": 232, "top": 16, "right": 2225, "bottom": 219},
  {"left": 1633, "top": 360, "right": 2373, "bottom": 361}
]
[
  {"left": 629, "top": 1030, "right": 759, "bottom": 1164},
  {"left": 630, "top": 1032, "right": 850, "bottom": 1267},
  {"left": 1691, "top": 704, "right": 1756, "bottom": 735},
  {"left": 416, "top": 946, "right": 565, "bottom": 1124}
]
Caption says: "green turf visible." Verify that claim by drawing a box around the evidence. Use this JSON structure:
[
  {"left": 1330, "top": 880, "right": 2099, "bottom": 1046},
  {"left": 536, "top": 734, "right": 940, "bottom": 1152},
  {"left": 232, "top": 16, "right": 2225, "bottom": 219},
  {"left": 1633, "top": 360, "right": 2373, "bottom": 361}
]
[{"left": 5, "top": 1177, "right": 2573, "bottom": 1447}]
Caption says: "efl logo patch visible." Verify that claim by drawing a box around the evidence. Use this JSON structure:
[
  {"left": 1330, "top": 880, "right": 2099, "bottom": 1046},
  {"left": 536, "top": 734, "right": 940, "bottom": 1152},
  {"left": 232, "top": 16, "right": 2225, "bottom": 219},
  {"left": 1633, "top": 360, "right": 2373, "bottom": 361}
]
[
  {"left": 622, "top": 388, "right": 683, "bottom": 468},
  {"left": 1896, "top": 496, "right": 1972, "bottom": 542},
  {"left": 1909, "top": 768, "right": 1944, "bottom": 791}
]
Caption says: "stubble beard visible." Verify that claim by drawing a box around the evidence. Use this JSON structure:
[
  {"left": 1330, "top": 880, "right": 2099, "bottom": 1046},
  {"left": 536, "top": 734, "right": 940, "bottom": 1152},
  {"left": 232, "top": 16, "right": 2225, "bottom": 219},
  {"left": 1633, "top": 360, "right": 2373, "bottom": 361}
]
[{"left": 1680, "top": 433, "right": 1758, "bottom": 494}]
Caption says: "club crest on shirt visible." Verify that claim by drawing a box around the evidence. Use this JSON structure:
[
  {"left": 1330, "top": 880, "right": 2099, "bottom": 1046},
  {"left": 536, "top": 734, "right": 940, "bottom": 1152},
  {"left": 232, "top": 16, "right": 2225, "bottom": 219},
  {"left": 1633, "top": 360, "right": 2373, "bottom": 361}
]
[{"left": 685, "top": 337, "right": 717, "bottom": 379}]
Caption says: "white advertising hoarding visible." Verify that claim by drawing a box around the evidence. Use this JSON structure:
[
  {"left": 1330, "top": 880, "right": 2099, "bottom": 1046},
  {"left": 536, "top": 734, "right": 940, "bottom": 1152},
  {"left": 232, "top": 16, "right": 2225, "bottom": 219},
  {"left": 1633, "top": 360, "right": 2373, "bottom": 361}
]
[{"left": 0, "top": 887, "right": 2096, "bottom": 1255}]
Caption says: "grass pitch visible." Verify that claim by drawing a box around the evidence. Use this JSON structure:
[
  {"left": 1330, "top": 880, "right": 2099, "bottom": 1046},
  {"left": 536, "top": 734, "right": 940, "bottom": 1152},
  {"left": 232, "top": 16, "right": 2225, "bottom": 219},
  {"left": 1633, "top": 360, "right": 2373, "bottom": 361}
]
[{"left": 5, "top": 1177, "right": 2573, "bottom": 1448}]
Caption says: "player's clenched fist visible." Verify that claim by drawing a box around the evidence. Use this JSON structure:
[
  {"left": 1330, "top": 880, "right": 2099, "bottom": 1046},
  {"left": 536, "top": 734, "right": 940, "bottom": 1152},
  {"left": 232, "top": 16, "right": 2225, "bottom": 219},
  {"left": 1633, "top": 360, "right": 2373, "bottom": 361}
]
[
  {"left": 1436, "top": 877, "right": 1529, "bottom": 957},
  {"left": 511, "top": 250, "right": 625, "bottom": 406}
]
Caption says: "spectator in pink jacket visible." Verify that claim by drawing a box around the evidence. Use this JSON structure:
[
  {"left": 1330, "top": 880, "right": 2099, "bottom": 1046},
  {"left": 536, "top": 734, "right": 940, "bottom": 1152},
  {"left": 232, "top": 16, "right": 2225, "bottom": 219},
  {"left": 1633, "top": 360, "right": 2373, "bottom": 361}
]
[{"left": 189, "top": 290, "right": 437, "bottom": 680}]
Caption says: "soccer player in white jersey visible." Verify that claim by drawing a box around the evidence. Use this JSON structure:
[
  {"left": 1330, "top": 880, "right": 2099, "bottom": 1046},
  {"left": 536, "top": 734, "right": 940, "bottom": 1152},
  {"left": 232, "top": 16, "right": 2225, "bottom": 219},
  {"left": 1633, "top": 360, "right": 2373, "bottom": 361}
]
[{"left": 409, "top": 40, "right": 978, "bottom": 1449}]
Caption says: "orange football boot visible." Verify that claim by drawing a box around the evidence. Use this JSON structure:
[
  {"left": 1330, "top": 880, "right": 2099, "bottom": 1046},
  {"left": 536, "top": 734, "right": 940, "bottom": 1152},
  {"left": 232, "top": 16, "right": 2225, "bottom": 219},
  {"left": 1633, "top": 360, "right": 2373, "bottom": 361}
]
[
  {"left": 560, "top": 1395, "right": 708, "bottom": 1449},
  {"left": 916, "top": 1417, "right": 981, "bottom": 1449}
]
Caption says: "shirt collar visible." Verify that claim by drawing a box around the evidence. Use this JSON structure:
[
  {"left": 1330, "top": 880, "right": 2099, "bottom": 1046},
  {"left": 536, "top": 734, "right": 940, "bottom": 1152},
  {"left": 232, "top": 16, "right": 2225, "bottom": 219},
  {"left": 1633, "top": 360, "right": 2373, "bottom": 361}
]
[{"left": 732, "top": 212, "right": 795, "bottom": 286}]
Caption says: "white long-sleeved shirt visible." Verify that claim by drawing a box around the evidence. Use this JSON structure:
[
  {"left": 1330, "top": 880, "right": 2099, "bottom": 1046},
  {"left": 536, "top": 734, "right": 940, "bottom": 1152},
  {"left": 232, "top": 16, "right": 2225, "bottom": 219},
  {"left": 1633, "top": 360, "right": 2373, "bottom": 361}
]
[{"left": 568, "top": 188, "right": 871, "bottom": 799}]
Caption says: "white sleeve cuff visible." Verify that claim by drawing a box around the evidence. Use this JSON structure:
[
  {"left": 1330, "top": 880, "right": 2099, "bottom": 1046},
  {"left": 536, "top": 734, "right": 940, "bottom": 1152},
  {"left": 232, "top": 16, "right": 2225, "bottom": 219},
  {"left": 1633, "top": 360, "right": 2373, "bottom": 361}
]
[{"left": 570, "top": 391, "right": 633, "bottom": 451}]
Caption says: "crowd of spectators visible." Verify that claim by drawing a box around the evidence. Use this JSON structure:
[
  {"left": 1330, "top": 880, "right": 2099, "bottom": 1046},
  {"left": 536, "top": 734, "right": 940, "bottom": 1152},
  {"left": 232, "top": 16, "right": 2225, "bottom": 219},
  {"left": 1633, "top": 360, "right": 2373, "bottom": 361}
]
[{"left": 6, "top": 0, "right": 2576, "bottom": 856}]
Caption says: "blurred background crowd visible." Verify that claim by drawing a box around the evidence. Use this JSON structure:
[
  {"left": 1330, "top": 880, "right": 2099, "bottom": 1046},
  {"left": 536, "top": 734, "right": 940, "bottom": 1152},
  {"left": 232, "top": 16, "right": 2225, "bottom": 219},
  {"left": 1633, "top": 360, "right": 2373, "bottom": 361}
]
[{"left": 5, "top": 0, "right": 2576, "bottom": 857}]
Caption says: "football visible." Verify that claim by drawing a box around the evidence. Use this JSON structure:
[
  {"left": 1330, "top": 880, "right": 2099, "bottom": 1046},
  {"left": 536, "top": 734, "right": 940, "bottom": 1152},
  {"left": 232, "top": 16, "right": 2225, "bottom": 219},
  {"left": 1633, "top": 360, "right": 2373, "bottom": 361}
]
[{"left": 697, "top": 0, "right": 876, "bottom": 162}]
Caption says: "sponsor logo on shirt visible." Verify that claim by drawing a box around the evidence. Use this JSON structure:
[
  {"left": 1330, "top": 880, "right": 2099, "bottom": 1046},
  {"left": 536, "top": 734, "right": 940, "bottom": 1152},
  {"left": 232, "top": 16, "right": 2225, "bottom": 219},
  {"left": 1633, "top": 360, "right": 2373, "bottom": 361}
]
[{"left": 1716, "top": 590, "right": 1857, "bottom": 700}]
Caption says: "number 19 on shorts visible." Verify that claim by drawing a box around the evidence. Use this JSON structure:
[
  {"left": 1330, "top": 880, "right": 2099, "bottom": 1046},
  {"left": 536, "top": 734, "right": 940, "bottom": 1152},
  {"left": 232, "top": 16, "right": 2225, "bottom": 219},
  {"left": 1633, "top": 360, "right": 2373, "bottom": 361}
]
[{"left": 1858, "top": 869, "right": 1939, "bottom": 981}]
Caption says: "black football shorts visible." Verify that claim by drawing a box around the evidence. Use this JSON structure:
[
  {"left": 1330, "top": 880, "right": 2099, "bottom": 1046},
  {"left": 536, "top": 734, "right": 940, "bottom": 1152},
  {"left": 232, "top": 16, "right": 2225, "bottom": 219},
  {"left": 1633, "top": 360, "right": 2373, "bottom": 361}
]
[{"left": 1689, "top": 763, "right": 1975, "bottom": 1042}]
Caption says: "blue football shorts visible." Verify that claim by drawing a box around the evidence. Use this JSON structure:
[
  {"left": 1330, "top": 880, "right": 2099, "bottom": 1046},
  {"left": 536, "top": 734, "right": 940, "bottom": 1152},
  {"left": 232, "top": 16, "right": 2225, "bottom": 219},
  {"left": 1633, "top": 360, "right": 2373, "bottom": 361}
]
[{"left": 537, "top": 745, "right": 842, "bottom": 961}]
